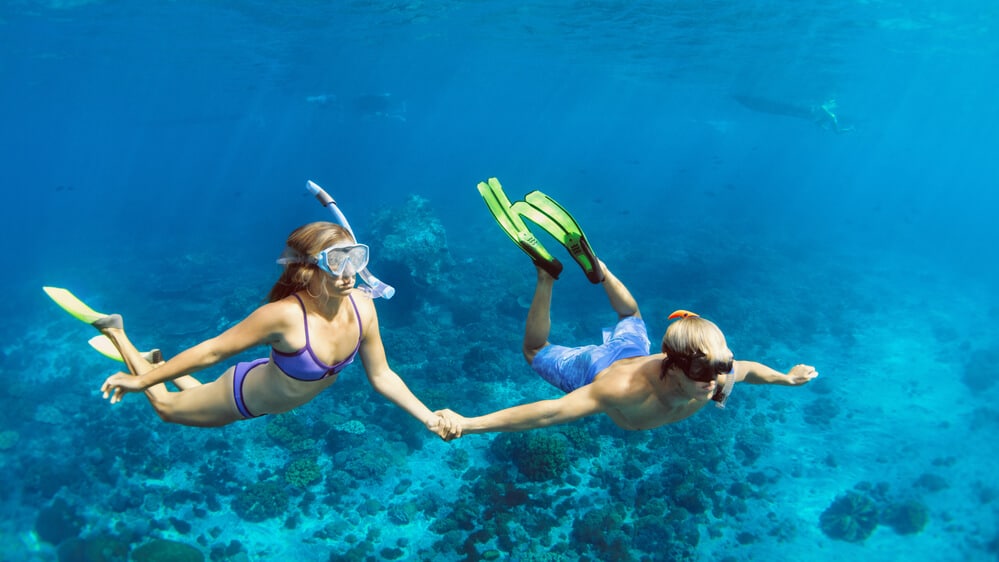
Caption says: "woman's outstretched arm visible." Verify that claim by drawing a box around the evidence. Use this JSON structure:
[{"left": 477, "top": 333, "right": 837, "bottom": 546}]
[
  {"left": 100, "top": 301, "right": 288, "bottom": 403},
  {"left": 356, "top": 301, "right": 454, "bottom": 439}
]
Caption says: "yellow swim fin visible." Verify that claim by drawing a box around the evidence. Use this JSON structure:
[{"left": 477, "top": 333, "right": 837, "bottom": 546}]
[
  {"left": 88, "top": 335, "right": 162, "bottom": 364},
  {"left": 88, "top": 335, "right": 124, "bottom": 362},
  {"left": 42, "top": 286, "right": 107, "bottom": 324}
]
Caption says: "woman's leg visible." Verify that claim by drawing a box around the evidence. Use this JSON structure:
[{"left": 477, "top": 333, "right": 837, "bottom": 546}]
[
  {"left": 523, "top": 267, "right": 556, "bottom": 364},
  {"left": 96, "top": 318, "right": 200, "bottom": 389},
  {"left": 142, "top": 368, "right": 243, "bottom": 427},
  {"left": 97, "top": 318, "right": 241, "bottom": 426}
]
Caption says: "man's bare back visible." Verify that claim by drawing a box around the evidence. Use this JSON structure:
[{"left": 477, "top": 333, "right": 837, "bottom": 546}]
[{"left": 592, "top": 355, "right": 712, "bottom": 431}]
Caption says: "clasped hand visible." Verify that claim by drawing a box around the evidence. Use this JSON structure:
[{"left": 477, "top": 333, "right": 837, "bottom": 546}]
[
  {"left": 100, "top": 372, "right": 146, "bottom": 404},
  {"left": 425, "top": 409, "right": 466, "bottom": 442}
]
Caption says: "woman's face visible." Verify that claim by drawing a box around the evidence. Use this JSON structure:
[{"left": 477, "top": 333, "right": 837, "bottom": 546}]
[{"left": 323, "top": 269, "right": 356, "bottom": 296}]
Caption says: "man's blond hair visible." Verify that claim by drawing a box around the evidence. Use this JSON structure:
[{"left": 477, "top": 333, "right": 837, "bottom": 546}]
[{"left": 661, "top": 315, "right": 732, "bottom": 361}]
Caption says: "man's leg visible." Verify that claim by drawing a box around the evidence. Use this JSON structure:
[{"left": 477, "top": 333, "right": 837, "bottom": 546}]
[
  {"left": 523, "top": 267, "right": 556, "bottom": 364},
  {"left": 599, "top": 260, "right": 640, "bottom": 319}
]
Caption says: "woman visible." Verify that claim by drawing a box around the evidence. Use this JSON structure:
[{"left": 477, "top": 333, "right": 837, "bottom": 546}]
[{"left": 97, "top": 221, "right": 453, "bottom": 438}]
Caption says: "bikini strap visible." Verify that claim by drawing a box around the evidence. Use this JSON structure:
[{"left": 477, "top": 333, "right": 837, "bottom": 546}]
[
  {"left": 291, "top": 293, "right": 311, "bottom": 348},
  {"left": 348, "top": 294, "right": 363, "bottom": 342}
]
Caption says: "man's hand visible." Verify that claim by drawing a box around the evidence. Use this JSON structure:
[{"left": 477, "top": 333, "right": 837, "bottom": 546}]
[
  {"left": 427, "top": 409, "right": 467, "bottom": 441},
  {"left": 426, "top": 409, "right": 464, "bottom": 441},
  {"left": 100, "top": 372, "right": 147, "bottom": 404},
  {"left": 786, "top": 364, "right": 818, "bottom": 385}
]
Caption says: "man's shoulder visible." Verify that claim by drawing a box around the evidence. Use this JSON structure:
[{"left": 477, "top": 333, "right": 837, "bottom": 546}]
[{"left": 593, "top": 358, "right": 659, "bottom": 401}]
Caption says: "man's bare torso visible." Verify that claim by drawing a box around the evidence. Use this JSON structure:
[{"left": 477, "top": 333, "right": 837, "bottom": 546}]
[{"left": 592, "top": 355, "right": 709, "bottom": 430}]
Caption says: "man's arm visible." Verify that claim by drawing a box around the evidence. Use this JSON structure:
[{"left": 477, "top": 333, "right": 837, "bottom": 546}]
[
  {"left": 732, "top": 360, "right": 817, "bottom": 386},
  {"left": 452, "top": 384, "right": 609, "bottom": 435}
]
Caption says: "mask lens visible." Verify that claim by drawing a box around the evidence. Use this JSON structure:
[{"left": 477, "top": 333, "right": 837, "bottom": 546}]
[
  {"left": 686, "top": 359, "right": 716, "bottom": 382},
  {"left": 684, "top": 353, "right": 729, "bottom": 383},
  {"left": 318, "top": 244, "right": 370, "bottom": 276}
]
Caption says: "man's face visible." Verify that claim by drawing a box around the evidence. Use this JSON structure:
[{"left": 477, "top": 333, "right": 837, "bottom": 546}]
[{"left": 680, "top": 371, "right": 717, "bottom": 401}]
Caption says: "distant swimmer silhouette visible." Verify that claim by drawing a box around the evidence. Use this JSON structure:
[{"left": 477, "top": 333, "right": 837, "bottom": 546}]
[
  {"left": 304, "top": 92, "right": 407, "bottom": 122},
  {"left": 352, "top": 93, "right": 407, "bottom": 122},
  {"left": 433, "top": 179, "right": 817, "bottom": 439},
  {"left": 733, "top": 94, "right": 853, "bottom": 133}
]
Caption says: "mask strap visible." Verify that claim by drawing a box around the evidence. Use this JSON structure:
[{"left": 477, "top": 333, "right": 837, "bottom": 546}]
[{"left": 276, "top": 247, "right": 314, "bottom": 266}]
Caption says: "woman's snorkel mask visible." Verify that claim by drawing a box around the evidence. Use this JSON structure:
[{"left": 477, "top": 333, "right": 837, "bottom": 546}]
[{"left": 278, "top": 180, "right": 395, "bottom": 299}]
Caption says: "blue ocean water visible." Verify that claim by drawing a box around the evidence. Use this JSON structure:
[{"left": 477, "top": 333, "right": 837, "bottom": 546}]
[{"left": 2, "top": 1, "right": 998, "bottom": 560}]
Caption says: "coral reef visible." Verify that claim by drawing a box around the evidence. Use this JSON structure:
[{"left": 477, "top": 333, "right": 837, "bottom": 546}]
[
  {"left": 266, "top": 414, "right": 318, "bottom": 453},
  {"left": 35, "top": 499, "right": 84, "bottom": 545},
  {"left": 491, "top": 431, "right": 569, "bottom": 482},
  {"left": 231, "top": 481, "right": 289, "bottom": 522},
  {"left": 571, "top": 505, "right": 633, "bottom": 560},
  {"left": 962, "top": 346, "right": 999, "bottom": 390},
  {"left": 131, "top": 539, "right": 204, "bottom": 562},
  {"left": 368, "top": 194, "right": 456, "bottom": 290},
  {"left": 819, "top": 490, "right": 879, "bottom": 542},
  {"left": 0, "top": 430, "right": 19, "bottom": 450},
  {"left": 914, "top": 472, "right": 949, "bottom": 492},
  {"left": 337, "top": 447, "right": 396, "bottom": 480},
  {"left": 285, "top": 457, "right": 323, "bottom": 488},
  {"left": 802, "top": 398, "right": 841, "bottom": 427},
  {"left": 57, "top": 534, "right": 129, "bottom": 561},
  {"left": 881, "top": 499, "right": 930, "bottom": 535}
]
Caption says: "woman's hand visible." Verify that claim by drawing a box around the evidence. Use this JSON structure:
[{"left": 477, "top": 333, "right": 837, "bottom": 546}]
[
  {"left": 427, "top": 409, "right": 465, "bottom": 441},
  {"left": 100, "top": 372, "right": 148, "bottom": 404}
]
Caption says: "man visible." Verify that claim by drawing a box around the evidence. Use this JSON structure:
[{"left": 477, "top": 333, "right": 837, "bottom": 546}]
[{"left": 436, "top": 179, "right": 817, "bottom": 437}]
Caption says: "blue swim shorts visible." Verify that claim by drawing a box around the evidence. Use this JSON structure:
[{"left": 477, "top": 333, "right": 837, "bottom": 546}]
[{"left": 531, "top": 316, "right": 651, "bottom": 393}]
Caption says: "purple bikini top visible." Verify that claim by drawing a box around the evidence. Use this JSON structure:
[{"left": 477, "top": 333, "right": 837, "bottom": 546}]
[{"left": 271, "top": 293, "right": 362, "bottom": 381}]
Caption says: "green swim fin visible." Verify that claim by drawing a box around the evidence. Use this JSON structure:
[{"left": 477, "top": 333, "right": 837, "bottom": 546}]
[
  {"left": 477, "top": 178, "right": 564, "bottom": 279},
  {"left": 42, "top": 286, "right": 108, "bottom": 324},
  {"left": 515, "top": 191, "right": 605, "bottom": 284}
]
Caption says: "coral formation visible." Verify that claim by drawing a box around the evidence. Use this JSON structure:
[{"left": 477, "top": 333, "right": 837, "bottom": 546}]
[
  {"left": 34, "top": 499, "right": 84, "bottom": 545},
  {"left": 285, "top": 457, "right": 323, "bottom": 488},
  {"left": 491, "top": 431, "right": 569, "bottom": 482},
  {"left": 802, "top": 398, "right": 841, "bottom": 426},
  {"left": 232, "top": 481, "right": 289, "bottom": 522},
  {"left": 131, "top": 539, "right": 204, "bottom": 562},
  {"left": 962, "top": 346, "right": 999, "bottom": 390},
  {"left": 338, "top": 447, "right": 396, "bottom": 480},
  {"left": 368, "top": 194, "right": 456, "bottom": 289},
  {"left": 819, "top": 491, "right": 879, "bottom": 542},
  {"left": 57, "top": 534, "right": 129, "bottom": 561},
  {"left": 0, "top": 430, "right": 18, "bottom": 450},
  {"left": 334, "top": 420, "right": 366, "bottom": 435},
  {"left": 571, "top": 505, "right": 632, "bottom": 560},
  {"left": 266, "top": 414, "right": 318, "bottom": 453},
  {"left": 881, "top": 499, "right": 929, "bottom": 535}
]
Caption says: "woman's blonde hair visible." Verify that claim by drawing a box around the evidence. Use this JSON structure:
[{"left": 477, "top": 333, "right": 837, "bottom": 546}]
[{"left": 268, "top": 222, "right": 354, "bottom": 302}]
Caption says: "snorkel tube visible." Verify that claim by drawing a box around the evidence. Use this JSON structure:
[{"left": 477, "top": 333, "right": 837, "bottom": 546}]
[
  {"left": 714, "top": 368, "right": 735, "bottom": 409},
  {"left": 305, "top": 180, "right": 395, "bottom": 299}
]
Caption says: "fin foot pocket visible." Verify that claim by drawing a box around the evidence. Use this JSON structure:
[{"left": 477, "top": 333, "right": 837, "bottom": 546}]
[
  {"left": 521, "top": 191, "right": 605, "bottom": 284},
  {"left": 477, "top": 178, "right": 563, "bottom": 279}
]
